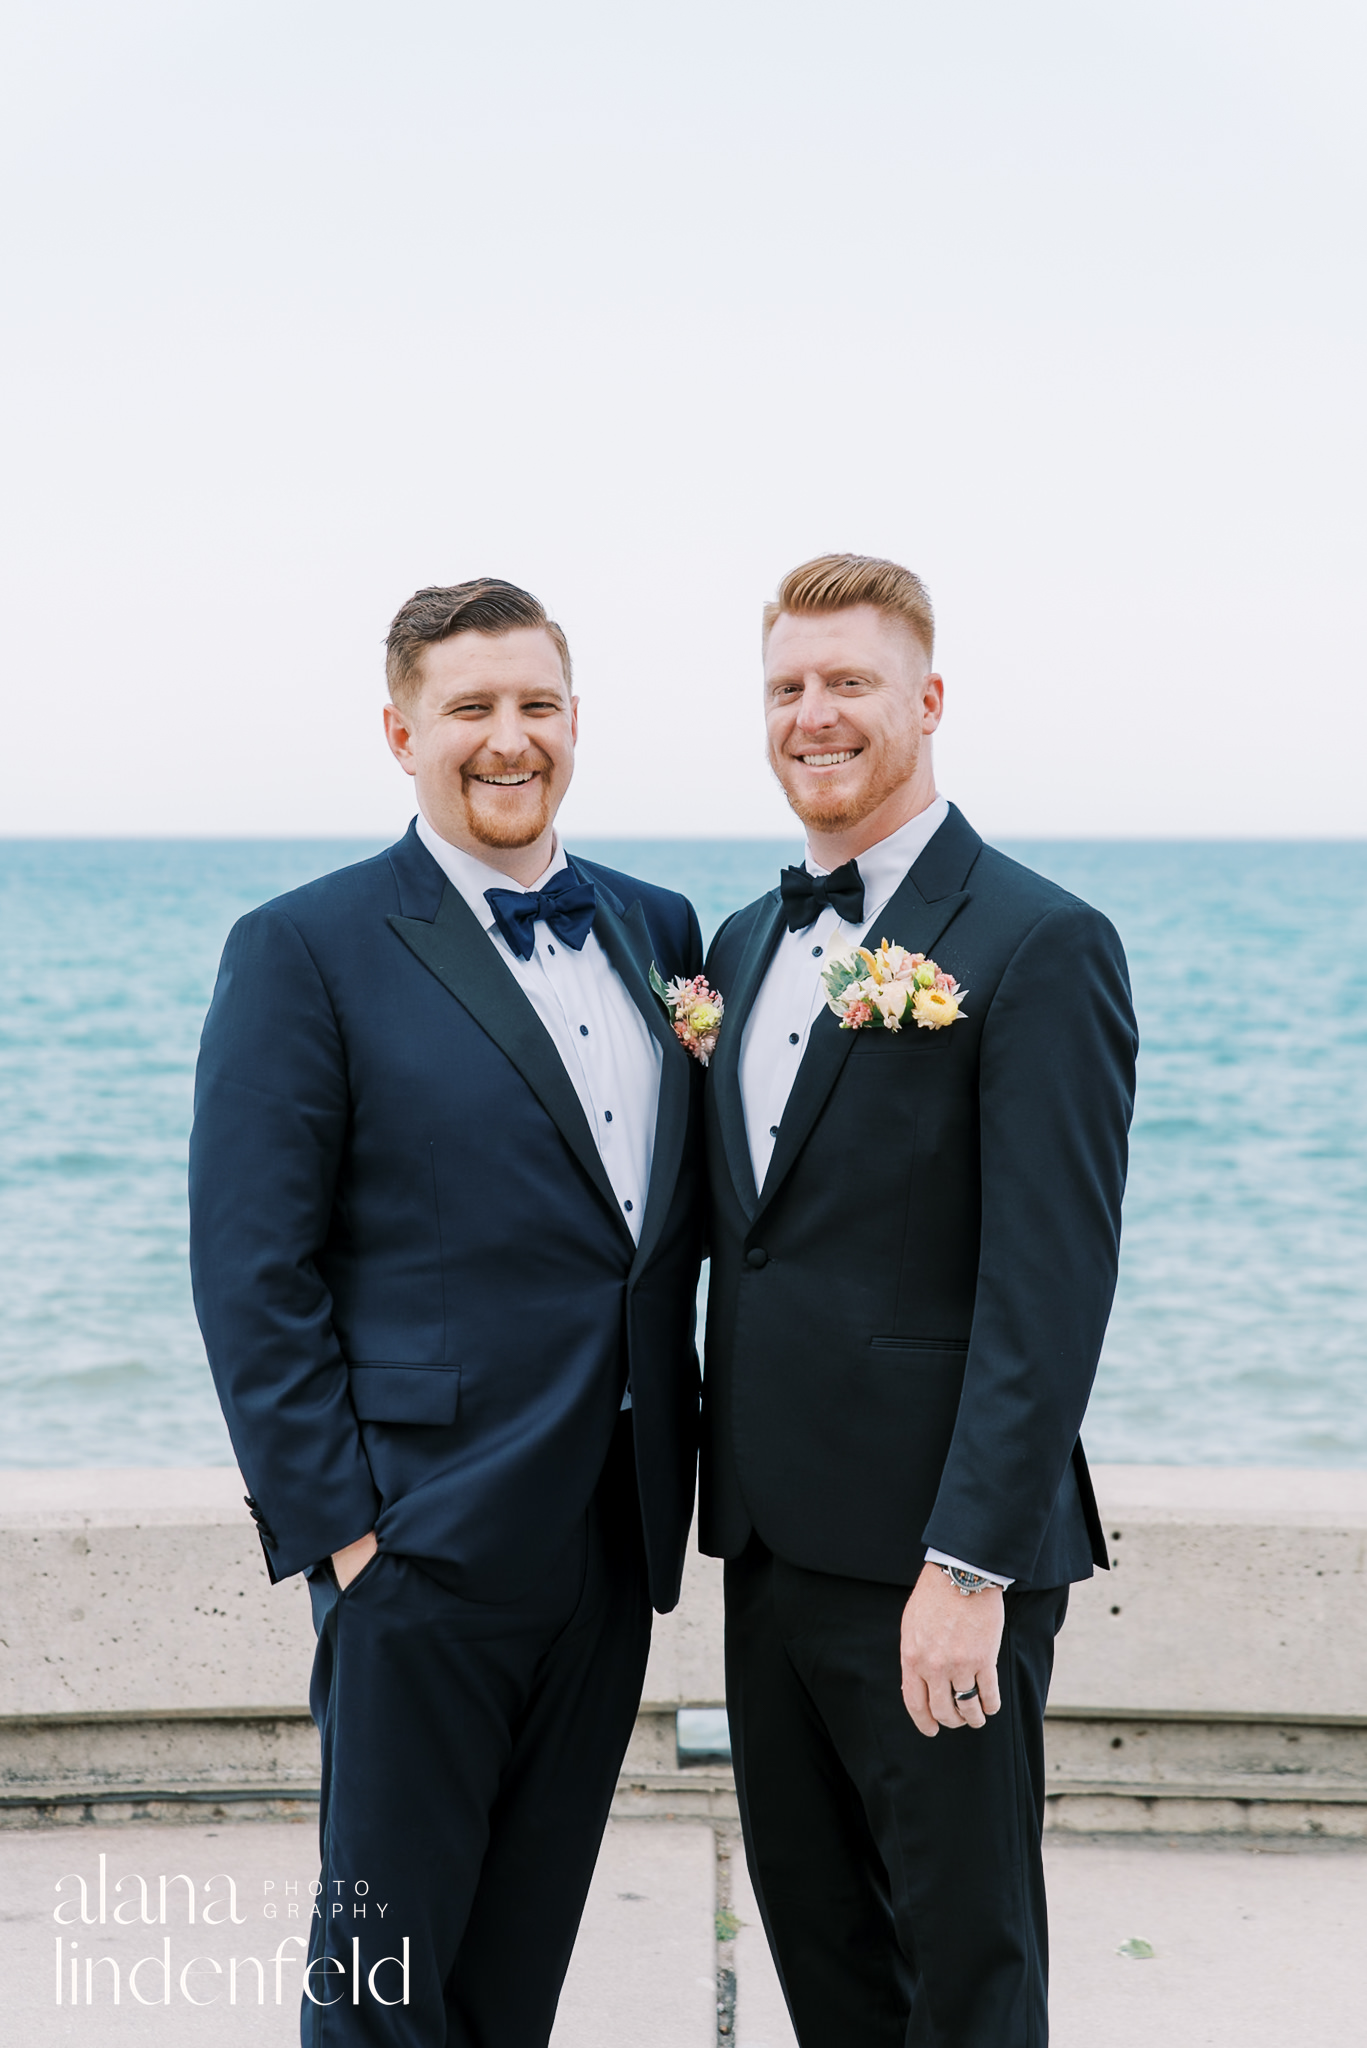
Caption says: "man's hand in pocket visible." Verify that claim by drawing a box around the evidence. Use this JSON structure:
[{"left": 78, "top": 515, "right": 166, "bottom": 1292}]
[{"left": 332, "top": 1530, "right": 378, "bottom": 1588}]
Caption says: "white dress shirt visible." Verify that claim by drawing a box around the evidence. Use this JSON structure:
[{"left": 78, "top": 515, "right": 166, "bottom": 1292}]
[
  {"left": 415, "top": 814, "right": 663, "bottom": 1245},
  {"left": 738, "top": 796, "right": 951, "bottom": 1191},
  {"left": 736, "top": 796, "right": 1010, "bottom": 1590}
]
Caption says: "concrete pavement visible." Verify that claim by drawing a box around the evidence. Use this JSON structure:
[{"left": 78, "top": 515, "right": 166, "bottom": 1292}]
[{"left": 3, "top": 1813, "right": 1364, "bottom": 2044}]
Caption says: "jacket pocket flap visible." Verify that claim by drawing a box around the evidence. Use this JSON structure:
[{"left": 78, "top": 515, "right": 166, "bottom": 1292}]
[
  {"left": 348, "top": 1364, "right": 461, "bottom": 1425},
  {"left": 870, "top": 1336, "right": 970, "bottom": 1354}
]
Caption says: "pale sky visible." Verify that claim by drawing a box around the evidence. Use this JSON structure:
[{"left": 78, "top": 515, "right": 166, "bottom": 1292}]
[{"left": 2, "top": 0, "right": 1364, "bottom": 840}]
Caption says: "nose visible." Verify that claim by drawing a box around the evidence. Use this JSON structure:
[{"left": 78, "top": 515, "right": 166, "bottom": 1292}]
[
  {"left": 794, "top": 677, "right": 840, "bottom": 733},
  {"left": 485, "top": 702, "right": 530, "bottom": 758}
]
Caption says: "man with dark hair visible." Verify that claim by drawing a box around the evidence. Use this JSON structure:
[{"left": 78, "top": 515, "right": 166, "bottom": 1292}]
[
  {"left": 702, "top": 555, "right": 1137, "bottom": 2046},
  {"left": 190, "top": 579, "right": 705, "bottom": 2046}
]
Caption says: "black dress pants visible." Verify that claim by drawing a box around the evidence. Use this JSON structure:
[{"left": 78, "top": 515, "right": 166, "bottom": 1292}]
[
  {"left": 303, "top": 1416, "right": 651, "bottom": 2048},
  {"left": 724, "top": 1537, "right": 1068, "bottom": 2048}
]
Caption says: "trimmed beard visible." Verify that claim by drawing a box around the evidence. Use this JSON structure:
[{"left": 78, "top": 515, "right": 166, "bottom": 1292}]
[
  {"left": 460, "top": 767, "right": 554, "bottom": 851},
  {"left": 772, "top": 737, "right": 922, "bottom": 836}
]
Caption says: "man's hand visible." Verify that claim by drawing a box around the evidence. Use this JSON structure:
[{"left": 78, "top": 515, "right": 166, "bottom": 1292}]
[
  {"left": 900, "top": 1563, "right": 1004, "bottom": 1737},
  {"left": 331, "top": 1530, "right": 378, "bottom": 1589}
]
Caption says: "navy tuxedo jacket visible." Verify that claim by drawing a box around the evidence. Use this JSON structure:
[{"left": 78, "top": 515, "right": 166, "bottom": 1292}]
[
  {"left": 700, "top": 805, "right": 1138, "bottom": 1589},
  {"left": 189, "top": 822, "right": 705, "bottom": 1611}
]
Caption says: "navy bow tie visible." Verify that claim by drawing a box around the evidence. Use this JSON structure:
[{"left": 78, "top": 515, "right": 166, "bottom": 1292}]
[
  {"left": 485, "top": 867, "right": 598, "bottom": 961},
  {"left": 779, "top": 859, "right": 865, "bottom": 932}
]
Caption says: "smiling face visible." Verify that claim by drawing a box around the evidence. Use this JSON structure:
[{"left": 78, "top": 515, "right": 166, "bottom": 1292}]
[
  {"left": 383, "top": 626, "right": 578, "bottom": 882},
  {"left": 763, "top": 603, "right": 944, "bottom": 861}
]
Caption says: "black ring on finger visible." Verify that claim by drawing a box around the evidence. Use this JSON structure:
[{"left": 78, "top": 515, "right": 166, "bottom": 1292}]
[{"left": 953, "top": 1683, "right": 980, "bottom": 1702}]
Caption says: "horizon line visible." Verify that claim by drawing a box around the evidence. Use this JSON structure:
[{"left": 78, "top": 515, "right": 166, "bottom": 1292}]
[{"left": 2, "top": 831, "right": 1366, "bottom": 848}]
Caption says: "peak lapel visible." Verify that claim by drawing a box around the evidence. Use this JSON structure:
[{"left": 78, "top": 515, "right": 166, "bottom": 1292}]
[
  {"left": 388, "top": 883, "right": 633, "bottom": 1248},
  {"left": 585, "top": 885, "right": 692, "bottom": 1276},
  {"left": 710, "top": 893, "right": 787, "bottom": 1221},
  {"left": 384, "top": 816, "right": 446, "bottom": 920},
  {"left": 755, "top": 823, "right": 978, "bottom": 1217}
]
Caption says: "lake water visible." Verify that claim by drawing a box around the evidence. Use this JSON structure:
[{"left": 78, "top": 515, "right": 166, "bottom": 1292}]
[{"left": 1, "top": 835, "right": 1364, "bottom": 1469}]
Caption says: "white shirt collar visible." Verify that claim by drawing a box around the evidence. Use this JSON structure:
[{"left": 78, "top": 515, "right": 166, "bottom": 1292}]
[
  {"left": 805, "top": 794, "right": 950, "bottom": 922},
  {"left": 415, "top": 812, "right": 567, "bottom": 934}
]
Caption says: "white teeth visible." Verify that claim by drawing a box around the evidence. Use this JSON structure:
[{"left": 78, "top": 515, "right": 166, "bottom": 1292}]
[
  {"left": 475, "top": 773, "right": 535, "bottom": 785},
  {"left": 800, "top": 751, "right": 859, "bottom": 767}
]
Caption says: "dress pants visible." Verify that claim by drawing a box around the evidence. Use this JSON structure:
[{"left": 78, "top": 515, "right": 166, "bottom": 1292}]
[
  {"left": 724, "top": 1537, "right": 1068, "bottom": 2048},
  {"left": 303, "top": 1415, "right": 651, "bottom": 2048}
]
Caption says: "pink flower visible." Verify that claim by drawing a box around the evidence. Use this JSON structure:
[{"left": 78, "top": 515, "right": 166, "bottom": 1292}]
[
  {"left": 843, "top": 999, "right": 874, "bottom": 1029},
  {"left": 674, "top": 1013, "right": 718, "bottom": 1065},
  {"left": 658, "top": 970, "right": 724, "bottom": 1064}
]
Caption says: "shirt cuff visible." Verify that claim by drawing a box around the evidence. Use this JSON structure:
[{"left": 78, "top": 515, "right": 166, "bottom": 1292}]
[{"left": 924, "top": 1548, "right": 1014, "bottom": 1590}]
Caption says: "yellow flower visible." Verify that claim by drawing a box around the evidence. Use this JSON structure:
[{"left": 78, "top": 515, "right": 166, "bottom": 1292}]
[
  {"left": 912, "top": 984, "right": 961, "bottom": 1029},
  {"left": 687, "top": 1000, "right": 722, "bottom": 1032}
]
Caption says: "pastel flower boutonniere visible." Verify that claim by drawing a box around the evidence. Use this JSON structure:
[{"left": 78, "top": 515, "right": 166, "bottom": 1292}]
[
  {"left": 821, "top": 940, "right": 967, "bottom": 1033},
  {"left": 650, "top": 965, "right": 724, "bottom": 1065}
]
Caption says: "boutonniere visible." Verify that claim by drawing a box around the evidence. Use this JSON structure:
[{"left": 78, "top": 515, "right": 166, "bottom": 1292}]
[
  {"left": 821, "top": 940, "right": 967, "bottom": 1033},
  {"left": 649, "top": 965, "right": 725, "bottom": 1065}
]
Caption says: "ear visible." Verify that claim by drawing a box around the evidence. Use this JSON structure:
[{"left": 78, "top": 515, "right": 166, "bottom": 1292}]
[
  {"left": 383, "top": 702, "right": 419, "bottom": 778},
  {"left": 921, "top": 672, "right": 945, "bottom": 734}
]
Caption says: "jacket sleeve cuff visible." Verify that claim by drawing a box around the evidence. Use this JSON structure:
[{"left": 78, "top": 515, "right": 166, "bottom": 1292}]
[{"left": 245, "top": 1487, "right": 380, "bottom": 1585}]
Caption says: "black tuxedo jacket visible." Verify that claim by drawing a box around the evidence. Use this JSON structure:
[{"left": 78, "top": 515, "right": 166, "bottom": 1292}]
[
  {"left": 189, "top": 822, "right": 705, "bottom": 1611},
  {"left": 700, "top": 805, "right": 1137, "bottom": 1588}
]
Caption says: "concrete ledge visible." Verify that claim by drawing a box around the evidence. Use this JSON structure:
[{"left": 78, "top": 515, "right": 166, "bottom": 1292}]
[
  {"left": 0, "top": 1468, "right": 313, "bottom": 1722},
  {"left": 1044, "top": 1711, "right": 1367, "bottom": 1804},
  {"left": 1051, "top": 1466, "right": 1367, "bottom": 1722},
  {"left": 3, "top": 1464, "right": 1365, "bottom": 1834},
  {"left": 614, "top": 1708, "right": 737, "bottom": 1820},
  {"left": 1044, "top": 1793, "right": 1367, "bottom": 1838},
  {"left": 0, "top": 1713, "right": 318, "bottom": 1808}
]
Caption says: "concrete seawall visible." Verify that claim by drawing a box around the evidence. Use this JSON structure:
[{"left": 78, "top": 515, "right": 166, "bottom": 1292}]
[{"left": 2, "top": 1466, "right": 1365, "bottom": 1834}]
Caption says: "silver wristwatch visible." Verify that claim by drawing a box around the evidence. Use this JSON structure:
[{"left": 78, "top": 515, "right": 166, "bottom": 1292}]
[{"left": 940, "top": 1564, "right": 995, "bottom": 1596}]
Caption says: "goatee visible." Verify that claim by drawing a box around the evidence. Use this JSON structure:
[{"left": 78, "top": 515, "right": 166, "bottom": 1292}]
[{"left": 462, "top": 769, "right": 553, "bottom": 851}]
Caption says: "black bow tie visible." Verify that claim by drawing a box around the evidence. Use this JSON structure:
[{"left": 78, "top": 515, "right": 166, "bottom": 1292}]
[
  {"left": 779, "top": 859, "right": 865, "bottom": 932},
  {"left": 485, "top": 868, "right": 598, "bottom": 962}
]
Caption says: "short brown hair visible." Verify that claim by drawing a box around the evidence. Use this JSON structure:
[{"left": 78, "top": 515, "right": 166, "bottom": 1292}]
[
  {"left": 763, "top": 554, "right": 935, "bottom": 662},
  {"left": 385, "top": 578, "right": 572, "bottom": 708}
]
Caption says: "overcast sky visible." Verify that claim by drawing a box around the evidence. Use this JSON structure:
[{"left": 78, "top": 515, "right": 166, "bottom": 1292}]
[{"left": 2, "top": 0, "right": 1364, "bottom": 839}]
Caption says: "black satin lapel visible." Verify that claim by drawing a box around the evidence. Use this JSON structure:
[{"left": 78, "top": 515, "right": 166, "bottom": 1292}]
[
  {"left": 385, "top": 817, "right": 445, "bottom": 919},
  {"left": 590, "top": 895, "right": 692, "bottom": 1275},
  {"left": 710, "top": 893, "right": 786, "bottom": 1221},
  {"left": 388, "top": 885, "right": 632, "bottom": 1244},
  {"left": 754, "top": 1006, "right": 853, "bottom": 1214},
  {"left": 855, "top": 869, "right": 972, "bottom": 968},
  {"left": 589, "top": 894, "right": 673, "bottom": 1055},
  {"left": 756, "top": 868, "right": 973, "bottom": 1215}
]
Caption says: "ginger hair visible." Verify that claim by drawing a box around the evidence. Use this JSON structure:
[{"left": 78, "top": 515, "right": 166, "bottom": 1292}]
[{"left": 763, "top": 554, "right": 934, "bottom": 662}]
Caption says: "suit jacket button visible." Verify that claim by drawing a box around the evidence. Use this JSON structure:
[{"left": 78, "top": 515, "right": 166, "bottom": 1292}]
[{"left": 746, "top": 1247, "right": 768, "bottom": 1269}]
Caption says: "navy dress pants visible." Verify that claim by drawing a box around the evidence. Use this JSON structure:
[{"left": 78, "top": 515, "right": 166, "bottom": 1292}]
[
  {"left": 303, "top": 1416, "right": 651, "bottom": 2048},
  {"left": 724, "top": 1537, "right": 1068, "bottom": 2048}
]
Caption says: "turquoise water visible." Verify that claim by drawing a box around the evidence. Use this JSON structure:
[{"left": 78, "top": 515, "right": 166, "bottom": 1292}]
[{"left": 1, "top": 836, "right": 1364, "bottom": 1468}]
